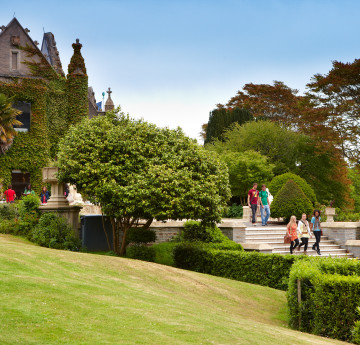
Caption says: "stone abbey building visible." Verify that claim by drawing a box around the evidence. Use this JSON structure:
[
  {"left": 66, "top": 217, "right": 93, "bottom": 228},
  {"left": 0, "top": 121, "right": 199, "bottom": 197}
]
[{"left": 0, "top": 18, "right": 113, "bottom": 196}]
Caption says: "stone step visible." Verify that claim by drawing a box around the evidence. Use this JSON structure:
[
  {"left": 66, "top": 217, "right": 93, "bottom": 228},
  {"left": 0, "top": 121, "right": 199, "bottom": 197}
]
[
  {"left": 265, "top": 239, "right": 333, "bottom": 245},
  {"left": 246, "top": 237, "right": 330, "bottom": 243},
  {"left": 275, "top": 252, "right": 354, "bottom": 258},
  {"left": 245, "top": 235, "right": 330, "bottom": 241},
  {"left": 273, "top": 248, "right": 349, "bottom": 255},
  {"left": 272, "top": 243, "right": 341, "bottom": 249}
]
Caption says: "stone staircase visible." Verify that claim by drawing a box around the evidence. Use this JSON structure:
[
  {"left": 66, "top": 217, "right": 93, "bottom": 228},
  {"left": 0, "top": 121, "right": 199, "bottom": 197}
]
[{"left": 245, "top": 225, "right": 354, "bottom": 257}]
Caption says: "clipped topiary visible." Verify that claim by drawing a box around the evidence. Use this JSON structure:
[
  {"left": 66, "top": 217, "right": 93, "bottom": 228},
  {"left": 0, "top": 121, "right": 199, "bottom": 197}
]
[
  {"left": 270, "top": 180, "right": 313, "bottom": 221},
  {"left": 269, "top": 173, "right": 316, "bottom": 205}
]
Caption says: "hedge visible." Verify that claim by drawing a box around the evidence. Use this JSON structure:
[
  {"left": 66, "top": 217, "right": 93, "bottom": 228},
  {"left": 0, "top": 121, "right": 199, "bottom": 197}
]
[
  {"left": 287, "top": 258, "right": 360, "bottom": 343},
  {"left": 173, "top": 242, "right": 299, "bottom": 290}
]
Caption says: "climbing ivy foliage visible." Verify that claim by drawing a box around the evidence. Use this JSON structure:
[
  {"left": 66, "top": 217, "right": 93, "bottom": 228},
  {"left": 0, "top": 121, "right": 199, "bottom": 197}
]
[
  {"left": 67, "top": 41, "right": 88, "bottom": 126},
  {"left": 0, "top": 41, "right": 88, "bottom": 193}
]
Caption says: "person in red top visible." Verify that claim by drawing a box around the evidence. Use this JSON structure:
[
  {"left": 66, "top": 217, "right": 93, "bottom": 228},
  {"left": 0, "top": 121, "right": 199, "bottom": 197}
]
[
  {"left": 247, "top": 183, "right": 259, "bottom": 224},
  {"left": 4, "top": 185, "right": 16, "bottom": 203}
]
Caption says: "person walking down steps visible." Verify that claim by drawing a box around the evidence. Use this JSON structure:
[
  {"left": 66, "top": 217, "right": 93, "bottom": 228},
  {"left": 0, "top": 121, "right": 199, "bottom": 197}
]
[
  {"left": 287, "top": 215, "right": 299, "bottom": 254},
  {"left": 259, "top": 184, "right": 271, "bottom": 226},
  {"left": 311, "top": 210, "right": 322, "bottom": 255},
  {"left": 297, "top": 213, "right": 312, "bottom": 255},
  {"left": 247, "top": 183, "right": 259, "bottom": 225}
]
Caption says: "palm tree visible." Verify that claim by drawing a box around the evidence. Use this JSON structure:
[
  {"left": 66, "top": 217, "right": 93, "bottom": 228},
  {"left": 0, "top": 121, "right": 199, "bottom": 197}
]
[{"left": 0, "top": 93, "right": 23, "bottom": 154}]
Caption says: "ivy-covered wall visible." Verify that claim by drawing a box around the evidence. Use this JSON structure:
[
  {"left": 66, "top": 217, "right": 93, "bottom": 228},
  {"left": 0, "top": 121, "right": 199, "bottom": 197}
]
[
  {"left": 0, "top": 80, "right": 50, "bottom": 193},
  {"left": 0, "top": 40, "right": 88, "bottom": 194}
]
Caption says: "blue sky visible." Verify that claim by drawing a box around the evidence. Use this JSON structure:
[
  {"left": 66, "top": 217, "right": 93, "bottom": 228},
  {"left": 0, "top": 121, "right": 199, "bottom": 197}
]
[{"left": 1, "top": 0, "right": 360, "bottom": 140}]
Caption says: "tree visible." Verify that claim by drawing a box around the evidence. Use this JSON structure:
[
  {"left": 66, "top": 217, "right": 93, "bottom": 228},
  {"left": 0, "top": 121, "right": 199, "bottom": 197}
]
[
  {"left": 226, "top": 81, "right": 301, "bottom": 125},
  {"left": 206, "top": 121, "right": 350, "bottom": 206},
  {"left": 270, "top": 180, "right": 313, "bottom": 221},
  {"left": 219, "top": 150, "right": 275, "bottom": 204},
  {"left": 306, "top": 59, "right": 360, "bottom": 162},
  {"left": 204, "top": 107, "right": 253, "bottom": 144},
  {"left": 0, "top": 93, "right": 22, "bottom": 154},
  {"left": 57, "top": 110, "right": 231, "bottom": 256}
]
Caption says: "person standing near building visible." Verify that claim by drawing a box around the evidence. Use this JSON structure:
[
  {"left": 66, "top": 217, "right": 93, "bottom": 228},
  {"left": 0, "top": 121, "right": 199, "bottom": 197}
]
[
  {"left": 310, "top": 209, "right": 322, "bottom": 255},
  {"left": 40, "top": 186, "right": 50, "bottom": 204},
  {"left": 247, "top": 183, "right": 259, "bottom": 225},
  {"left": 23, "top": 184, "right": 35, "bottom": 196},
  {"left": 259, "top": 184, "right": 271, "bottom": 226},
  {"left": 4, "top": 185, "right": 16, "bottom": 203},
  {"left": 297, "top": 213, "right": 312, "bottom": 255}
]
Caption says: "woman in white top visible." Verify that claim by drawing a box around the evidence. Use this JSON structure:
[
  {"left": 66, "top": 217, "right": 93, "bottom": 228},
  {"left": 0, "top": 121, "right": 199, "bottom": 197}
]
[{"left": 297, "top": 213, "right": 312, "bottom": 255}]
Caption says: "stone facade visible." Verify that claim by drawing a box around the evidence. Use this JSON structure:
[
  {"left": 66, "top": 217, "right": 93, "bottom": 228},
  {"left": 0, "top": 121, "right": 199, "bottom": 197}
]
[{"left": 0, "top": 18, "right": 42, "bottom": 81}]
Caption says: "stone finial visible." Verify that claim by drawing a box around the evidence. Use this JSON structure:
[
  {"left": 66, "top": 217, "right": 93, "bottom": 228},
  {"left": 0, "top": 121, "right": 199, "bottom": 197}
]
[
  {"left": 0, "top": 25, "right": 6, "bottom": 31},
  {"left": 34, "top": 40, "right": 39, "bottom": 45},
  {"left": 24, "top": 28, "right": 30, "bottom": 33},
  {"left": 105, "top": 87, "right": 115, "bottom": 112}
]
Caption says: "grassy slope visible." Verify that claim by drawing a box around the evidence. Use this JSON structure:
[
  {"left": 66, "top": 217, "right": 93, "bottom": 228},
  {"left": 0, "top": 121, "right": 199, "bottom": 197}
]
[{"left": 0, "top": 235, "right": 347, "bottom": 345}]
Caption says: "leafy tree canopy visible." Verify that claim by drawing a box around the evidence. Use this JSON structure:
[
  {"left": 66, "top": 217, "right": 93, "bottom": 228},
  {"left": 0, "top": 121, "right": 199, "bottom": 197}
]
[
  {"left": 226, "top": 81, "right": 300, "bottom": 125},
  {"left": 306, "top": 59, "right": 360, "bottom": 162},
  {"left": 204, "top": 107, "right": 253, "bottom": 144},
  {"left": 219, "top": 150, "right": 275, "bottom": 203},
  {"left": 57, "top": 110, "right": 231, "bottom": 255},
  {"left": 206, "top": 120, "right": 349, "bottom": 206}
]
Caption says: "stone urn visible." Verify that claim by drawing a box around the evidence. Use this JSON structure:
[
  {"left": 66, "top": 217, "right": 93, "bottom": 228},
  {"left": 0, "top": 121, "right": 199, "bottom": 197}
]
[
  {"left": 325, "top": 207, "right": 336, "bottom": 223},
  {"left": 42, "top": 166, "right": 69, "bottom": 207},
  {"left": 40, "top": 167, "right": 82, "bottom": 234}
]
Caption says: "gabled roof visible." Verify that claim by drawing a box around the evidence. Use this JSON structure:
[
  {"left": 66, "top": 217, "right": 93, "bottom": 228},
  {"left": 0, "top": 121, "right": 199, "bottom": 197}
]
[
  {"left": 41, "top": 32, "right": 64, "bottom": 76},
  {"left": 0, "top": 17, "right": 53, "bottom": 70}
]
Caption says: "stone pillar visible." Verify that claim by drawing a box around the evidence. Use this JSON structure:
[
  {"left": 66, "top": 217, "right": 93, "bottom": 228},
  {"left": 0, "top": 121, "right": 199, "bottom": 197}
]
[
  {"left": 242, "top": 206, "right": 251, "bottom": 221},
  {"left": 325, "top": 207, "right": 336, "bottom": 222},
  {"left": 40, "top": 167, "right": 82, "bottom": 234}
]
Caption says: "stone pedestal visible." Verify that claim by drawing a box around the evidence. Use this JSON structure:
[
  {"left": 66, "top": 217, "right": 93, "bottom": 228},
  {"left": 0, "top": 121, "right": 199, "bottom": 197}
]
[
  {"left": 325, "top": 207, "right": 336, "bottom": 222},
  {"left": 39, "top": 167, "right": 82, "bottom": 234}
]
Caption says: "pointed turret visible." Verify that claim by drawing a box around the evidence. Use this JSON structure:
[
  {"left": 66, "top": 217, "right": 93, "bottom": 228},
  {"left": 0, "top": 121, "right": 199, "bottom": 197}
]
[{"left": 66, "top": 38, "right": 88, "bottom": 125}]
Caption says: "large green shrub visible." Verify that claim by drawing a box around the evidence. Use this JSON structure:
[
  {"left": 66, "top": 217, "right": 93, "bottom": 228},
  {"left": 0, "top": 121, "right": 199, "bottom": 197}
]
[
  {"left": 127, "top": 228, "right": 157, "bottom": 244},
  {"left": 17, "top": 194, "right": 41, "bottom": 237},
  {"left": 152, "top": 242, "right": 178, "bottom": 266},
  {"left": 0, "top": 203, "right": 18, "bottom": 220},
  {"left": 126, "top": 245, "right": 156, "bottom": 262},
  {"left": 173, "top": 242, "right": 297, "bottom": 290},
  {"left": 18, "top": 194, "right": 40, "bottom": 219},
  {"left": 288, "top": 258, "right": 360, "bottom": 343},
  {"left": 182, "top": 220, "right": 230, "bottom": 243},
  {"left": 270, "top": 180, "right": 313, "bottom": 221},
  {"left": 269, "top": 172, "right": 316, "bottom": 205},
  {"left": 223, "top": 203, "right": 243, "bottom": 218},
  {"left": 31, "top": 212, "right": 81, "bottom": 251}
]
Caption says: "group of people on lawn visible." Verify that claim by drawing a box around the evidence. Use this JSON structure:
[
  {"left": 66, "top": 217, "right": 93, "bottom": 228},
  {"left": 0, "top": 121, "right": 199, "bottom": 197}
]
[{"left": 248, "top": 182, "right": 322, "bottom": 255}]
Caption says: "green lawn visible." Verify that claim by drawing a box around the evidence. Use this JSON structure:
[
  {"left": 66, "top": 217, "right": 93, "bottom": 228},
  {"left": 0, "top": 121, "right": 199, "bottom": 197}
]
[{"left": 0, "top": 234, "right": 347, "bottom": 345}]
